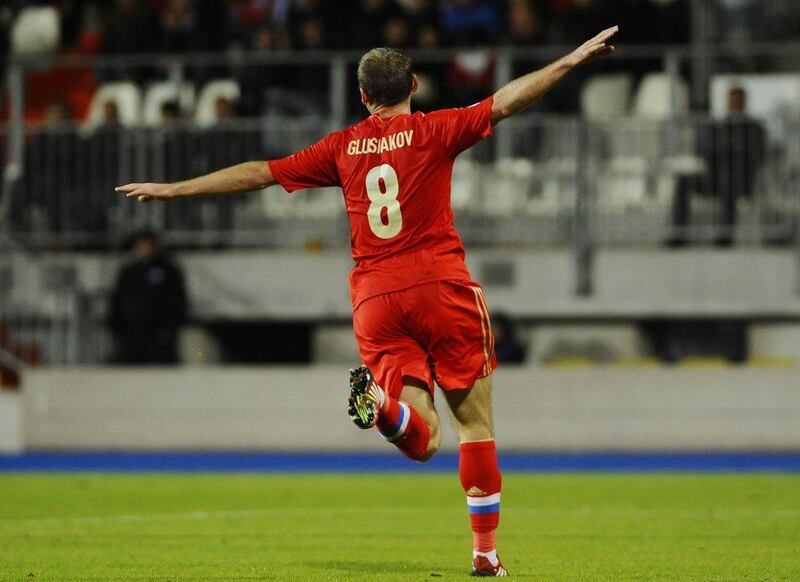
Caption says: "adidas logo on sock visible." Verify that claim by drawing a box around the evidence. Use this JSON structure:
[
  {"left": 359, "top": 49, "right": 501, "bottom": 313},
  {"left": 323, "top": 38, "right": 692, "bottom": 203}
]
[{"left": 466, "top": 486, "right": 487, "bottom": 496}]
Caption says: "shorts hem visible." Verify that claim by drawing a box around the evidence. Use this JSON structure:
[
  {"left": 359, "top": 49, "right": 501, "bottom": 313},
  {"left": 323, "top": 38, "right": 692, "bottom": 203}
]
[
  {"left": 435, "top": 361, "right": 497, "bottom": 392},
  {"left": 389, "top": 366, "right": 432, "bottom": 400}
]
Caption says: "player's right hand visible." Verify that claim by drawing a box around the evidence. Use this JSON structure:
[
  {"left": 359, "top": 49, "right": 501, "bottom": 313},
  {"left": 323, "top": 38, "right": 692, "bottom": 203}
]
[
  {"left": 568, "top": 26, "right": 618, "bottom": 68},
  {"left": 116, "top": 182, "right": 175, "bottom": 203}
]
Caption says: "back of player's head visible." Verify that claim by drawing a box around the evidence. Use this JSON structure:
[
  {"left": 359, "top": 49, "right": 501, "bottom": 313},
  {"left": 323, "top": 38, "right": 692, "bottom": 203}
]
[{"left": 357, "top": 47, "right": 413, "bottom": 107}]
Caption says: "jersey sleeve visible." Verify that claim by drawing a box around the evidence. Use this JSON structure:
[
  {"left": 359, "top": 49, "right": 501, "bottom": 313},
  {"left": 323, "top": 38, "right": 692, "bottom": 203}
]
[
  {"left": 268, "top": 133, "right": 340, "bottom": 192},
  {"left": 427, "top": 96, "right": 494, "bottom": 158}
]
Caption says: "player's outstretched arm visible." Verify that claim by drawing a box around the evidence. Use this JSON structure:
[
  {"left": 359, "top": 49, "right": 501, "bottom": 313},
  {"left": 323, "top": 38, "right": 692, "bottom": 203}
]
[
  {"left": 116, "top": 161, "right": 276, "bottom": 202},
  {"left": 491, "top": 25, "right": 618, "bottom": 124}
]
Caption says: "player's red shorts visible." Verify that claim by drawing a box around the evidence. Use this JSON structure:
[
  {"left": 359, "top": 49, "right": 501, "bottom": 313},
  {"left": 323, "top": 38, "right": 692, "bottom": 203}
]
[{"left": 353, "top": 279, "right": 497, "bottom": 400}]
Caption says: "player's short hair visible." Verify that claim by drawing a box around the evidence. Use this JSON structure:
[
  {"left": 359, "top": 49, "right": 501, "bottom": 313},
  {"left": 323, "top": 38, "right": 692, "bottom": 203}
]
[{"left": 357, "top": 47, "right": 413, "bottom": 107}]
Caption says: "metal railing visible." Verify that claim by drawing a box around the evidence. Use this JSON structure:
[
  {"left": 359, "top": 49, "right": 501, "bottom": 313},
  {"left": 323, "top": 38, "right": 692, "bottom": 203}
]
[
  {"left": 2, "top": 114, "right": 798, "bottom": 249},
  {"left": 3, "top": 43, "right": 800, "bottom": 245},
  {"left": 0, "top": 232, "right": 100, "bottom": 368}
]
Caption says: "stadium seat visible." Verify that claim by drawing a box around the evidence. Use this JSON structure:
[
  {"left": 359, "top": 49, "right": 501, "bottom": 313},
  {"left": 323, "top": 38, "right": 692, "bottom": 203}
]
[
  {"left": 538, "top": 158, "right": 577, "bottom": 214},
  {"left": 260, "top": 187, "right": 293, "bottom": 219},
  {"left": 451, "top": 157, "right": 481, "bottom": 211},
  {"left": 580, "top": 74, "right": 634, "bottom": 120},
  {"left": 602, "top": 117, "right": 664, "bottom": 162},
  {"left": 596, "top": 155, "right": 677, "bottom": 243},
  {"left": 195, "top": 80, "right": 241, "bottom": 127},
  {"left": 598, "top": 156, "right": 651, "bottom": 210},
  {"left": 142, "top": 82, "right": 196, "bottom": 126},
  {"left": 11, "top": 7, "right": 60, "bottom": 56},
  {"left": 661, "top": 154, "right": 705, "bottom": 177},
  {"left": 292, "top": 187, "right": 342, "bottom": 219},
  {"left": 632, "top": 73, "right": 690, "bottom": 119},
  {"left": 86, "top": 82, "right": 143, "bottom": 128},
  {"left": 484, "top": 159, "right": 534, "bottom": 216},
  {"left": 655, "top": 154, "right": 706, "bottom": 215}
]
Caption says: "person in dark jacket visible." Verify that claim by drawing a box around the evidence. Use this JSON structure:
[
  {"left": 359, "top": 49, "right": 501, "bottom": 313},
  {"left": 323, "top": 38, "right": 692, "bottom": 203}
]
[
  {"left": 703, "top": 86, "right": 766, "bottom": 244},
  {"left": 109, "top": 230, "right": 188, "bottom": 364},
  {"left": 491, "top": 313, "right": 527, "bottom": 364}
]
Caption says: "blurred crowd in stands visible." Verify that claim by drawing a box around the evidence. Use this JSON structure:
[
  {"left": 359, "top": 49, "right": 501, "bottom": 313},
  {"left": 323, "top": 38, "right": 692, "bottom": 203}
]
[
  {"left": 3, "top": 1, "right": 800, "bottom": 122},
  {"left": 3, "top": 0, "right": 799, "bottom": 60},
  {"left": 1, "top": 0, "right": 693, "bottom": 57}
]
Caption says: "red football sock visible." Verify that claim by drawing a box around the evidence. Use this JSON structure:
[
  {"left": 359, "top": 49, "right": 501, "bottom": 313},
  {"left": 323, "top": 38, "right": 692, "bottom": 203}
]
[
  {"left": 376, "top": 396, "right": 431, "bottom": 462},
  {"left": 460, "top": 440, "right": 502, "bottom": 552}
]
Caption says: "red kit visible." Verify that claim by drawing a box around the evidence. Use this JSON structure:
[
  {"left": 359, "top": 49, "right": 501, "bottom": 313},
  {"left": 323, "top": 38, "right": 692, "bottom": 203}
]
[{"left": 269, "top": 97, "right": 498, "bottom": 397}]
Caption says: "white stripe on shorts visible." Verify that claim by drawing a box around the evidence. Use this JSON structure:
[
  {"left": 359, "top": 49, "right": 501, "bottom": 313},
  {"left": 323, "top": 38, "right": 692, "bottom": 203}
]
[{"left": 471, "top": 287, "right": 490, "bottom": 375}]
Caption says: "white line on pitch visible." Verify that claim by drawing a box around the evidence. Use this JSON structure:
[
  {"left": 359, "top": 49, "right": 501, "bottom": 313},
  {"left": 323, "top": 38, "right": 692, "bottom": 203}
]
[{"left": 1, "top": 507, "right": 799, "bottom": 528}]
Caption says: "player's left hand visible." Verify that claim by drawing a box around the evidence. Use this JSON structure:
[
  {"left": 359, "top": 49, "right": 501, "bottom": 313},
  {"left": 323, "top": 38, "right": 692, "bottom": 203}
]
[
  {"left": 116, "top": 183, "right": 175, "bottom": 202},
  {"left": 568, "top": 25, "right": 618, "bottom": 68}
]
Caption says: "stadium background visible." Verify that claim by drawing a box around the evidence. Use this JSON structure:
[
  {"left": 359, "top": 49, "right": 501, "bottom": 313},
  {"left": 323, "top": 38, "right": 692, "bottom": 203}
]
[{"left": 0, "top": 1, "right": 799, "bottom": 580}]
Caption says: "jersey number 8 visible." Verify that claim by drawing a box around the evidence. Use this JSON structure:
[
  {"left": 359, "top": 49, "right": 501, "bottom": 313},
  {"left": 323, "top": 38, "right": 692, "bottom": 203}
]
[{"left": 365, "top": 164, "right": 402, "bottom": 239}]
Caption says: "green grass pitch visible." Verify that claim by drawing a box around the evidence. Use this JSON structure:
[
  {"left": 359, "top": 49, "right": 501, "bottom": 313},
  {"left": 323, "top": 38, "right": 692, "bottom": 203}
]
[{"left": 1, "top": 473, "right": 799, "bottom": 580}]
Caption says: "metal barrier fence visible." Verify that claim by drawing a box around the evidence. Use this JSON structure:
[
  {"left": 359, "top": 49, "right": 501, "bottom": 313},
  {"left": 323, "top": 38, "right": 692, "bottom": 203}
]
[
  {"left": 0, "top": 232, "right": 110, "bottom": 367},
  {"left": 2, "top": 115, "right": 798, "bottom": 249}
]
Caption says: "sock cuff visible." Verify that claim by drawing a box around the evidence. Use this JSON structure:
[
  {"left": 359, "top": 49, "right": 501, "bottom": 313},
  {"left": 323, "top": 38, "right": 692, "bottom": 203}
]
[
  {"left": 467, "top": 492, "right": 501, "bottom": 514},
  {"left": 460, "top": 439, "right": 496, "bottom": 452},
  {"left": 382, "top": 402, "right": 411, "bottom": 441}
]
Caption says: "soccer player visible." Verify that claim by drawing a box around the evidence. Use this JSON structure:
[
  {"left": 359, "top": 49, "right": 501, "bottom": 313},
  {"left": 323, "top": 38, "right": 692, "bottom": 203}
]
[{"left": 117, "top": 26, "right": 617, "bottom": 576}]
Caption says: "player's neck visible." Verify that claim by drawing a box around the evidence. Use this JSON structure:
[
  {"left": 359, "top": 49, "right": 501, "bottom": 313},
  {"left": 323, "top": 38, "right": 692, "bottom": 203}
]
[{"left": 371, "top": 102, "right": 411, "bottom": 119}]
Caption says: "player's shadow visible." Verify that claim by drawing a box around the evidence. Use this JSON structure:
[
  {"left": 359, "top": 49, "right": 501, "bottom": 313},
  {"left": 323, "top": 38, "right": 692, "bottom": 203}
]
[{"left": 309, "top": 560, "right": 449, "bottom": 577}]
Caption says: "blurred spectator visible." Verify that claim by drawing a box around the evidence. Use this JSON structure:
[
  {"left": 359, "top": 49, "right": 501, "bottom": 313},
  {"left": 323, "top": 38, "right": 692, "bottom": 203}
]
[
  {"left": 237, "top": 25, "right": 291, "bottom": 117},
  {"left": 3, "top": 0, "right": 711, "bottom": 60},
  {"left": 757, "top": 0, "right": 800, "bottom": 42},
  {"left": 350, "top": 0, "right": 403, "bottom": 48},
  {"left": 16, "top": 100, "right": 80, "bottom": 233},
  {"left": 160, "top": 0, "right": 199, "bottom": 53},
  {"left": 383, "top": 16, "right": 413, "bottom": 47},
  {"left": 0, "top": 322, "right": 41, "bottom": 390},
  {"left": 287, "top": 0, "right": 328, "bottom": 49},
  {"left": 296, "top": 16, "right": 325, "bottom": 49},
  {"left": 0, "top": 5, "right": 11, "bottom": 66},
  {"left": 405, "top": 0, "right": 440, "bottom": 40},
  {"left": 100, "top": 101, "right": 122, "bottom": 128},
  {"left": 214, "top": 96, "right": 237, "bottom": 121},
  {"left": 653, "top": 0, "right": 690, "bottom": 44},
  {"left": 552, "top": 0, "right": 606, "bottom": 44},
  {"left": 160, "top": 101, "right": 182, "bottom": 124},
  {"left": 109, "top": 231, "right": 188, "bottom": 365},
  {"left": 491, "top": 313, "right": 527, "bottom": 363},
  {"left": 417, "top": 22, "right": 440, "bottom": 47},
  {"left": 99, "top": 0, "right": 160, "bottom": 81},
  {"left": 445, "top": 49, "right": 495, "bottom": 106},
  {"left": 506, "top": 0, "right": 548, "bottom": 45},
  {"left": 703, "top": 87, "right": 766, "bottom": 245},
  {"left": 671, "top": 86, "right": 766, "bottom": 246},
  {"left": 101, "top": 0, "right": 158, "bottom": 56},
  {"left": 441, "top": 0, "right": 501, "bottom": 45},
  {"left": 717, "top": 0, "right": 758, "bottom": 42},
  {"left": 439, "top": 1, "right": 498, "bottom": 106},
  {"left": 42, "top": 100, "right": 73, "bottom": 126}
]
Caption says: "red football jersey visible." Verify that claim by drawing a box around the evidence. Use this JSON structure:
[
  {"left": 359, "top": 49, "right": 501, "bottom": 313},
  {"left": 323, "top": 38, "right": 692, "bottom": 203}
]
[{"left": 268, "top": 96, "right": 494, "bottom": 308}]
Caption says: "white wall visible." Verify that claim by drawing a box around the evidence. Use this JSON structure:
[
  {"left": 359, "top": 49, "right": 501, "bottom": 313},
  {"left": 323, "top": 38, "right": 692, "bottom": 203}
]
[
  {"left": 0, "top": 392, "right": 24, "bottom": 452},
  {"left": 20, "top": 366, "right": 800, "bottom": 451}
]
